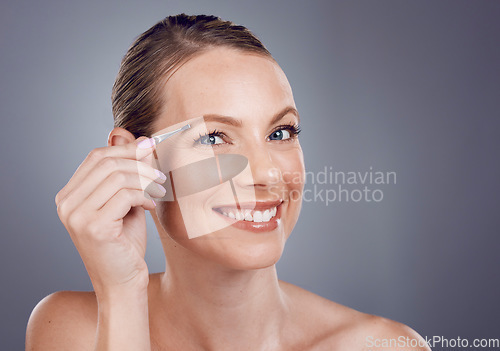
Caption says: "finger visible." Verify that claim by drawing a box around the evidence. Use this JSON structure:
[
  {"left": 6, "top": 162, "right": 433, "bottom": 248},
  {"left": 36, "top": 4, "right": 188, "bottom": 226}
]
[
  {"left": 99, "top": 188, "right": 156, "bottom": 221},
  {"left": 56, "top": 137, "right": 157, "bottom": 205},
  {"left": 58, "top": 157, "right": 166, "bottom": 214},
  {"left": 81, "top": 171, "right": 166, "bottom": 212}
]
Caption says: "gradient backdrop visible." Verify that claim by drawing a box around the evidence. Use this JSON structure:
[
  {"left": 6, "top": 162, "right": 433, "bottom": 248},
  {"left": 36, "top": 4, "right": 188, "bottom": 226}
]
[{"left": 1, "top": 0, "right": 499, "bottom": 349}]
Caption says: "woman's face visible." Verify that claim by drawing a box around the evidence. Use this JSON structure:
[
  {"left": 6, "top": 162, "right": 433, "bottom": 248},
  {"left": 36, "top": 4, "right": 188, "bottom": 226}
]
[{"left": 151, "top": 48, "right": 304, "bottom": 270}]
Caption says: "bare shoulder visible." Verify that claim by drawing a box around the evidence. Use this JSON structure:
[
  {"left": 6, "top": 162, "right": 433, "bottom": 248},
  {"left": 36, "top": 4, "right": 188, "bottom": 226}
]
[
  {"left": 279, "top": 281, "right": 430, "bottom": 351},
  {"left": 336, "top": 314, "right": 431, "bottom": 351},
  {"left": 26, "top": 290, "right": 98, "bottom": 350}
]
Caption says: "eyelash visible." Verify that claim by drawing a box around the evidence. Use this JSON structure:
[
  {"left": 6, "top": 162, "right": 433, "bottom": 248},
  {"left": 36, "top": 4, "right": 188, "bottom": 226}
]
[
  {"left": 194, "top": 129, "right": 225, "bottom": 146},
  {"left": 194, "top": 123, "right": 301, "bottom": 146},
  {"left": 270, "top": 123, "right": 302, "bottom": 141}
]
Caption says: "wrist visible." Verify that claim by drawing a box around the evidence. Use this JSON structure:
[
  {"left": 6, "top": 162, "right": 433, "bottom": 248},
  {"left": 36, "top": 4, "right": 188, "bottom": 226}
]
[
  {"left": 94, "top": 272, "right": 150, "bottom": 301},
  {"left": 96, "top": 283, "right": 149, "bottom": 307}
]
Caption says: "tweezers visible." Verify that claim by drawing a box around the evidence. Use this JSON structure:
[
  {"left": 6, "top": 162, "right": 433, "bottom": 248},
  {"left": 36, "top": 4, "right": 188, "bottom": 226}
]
[{"left": 152, "top": 124, "right": 191, "bottom": 145}]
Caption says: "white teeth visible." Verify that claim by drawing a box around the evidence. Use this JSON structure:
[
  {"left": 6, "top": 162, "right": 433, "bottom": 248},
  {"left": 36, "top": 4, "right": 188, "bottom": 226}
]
[
  {"left": 253, "top": 211, "right": 263, "bottom": 222},
  {"left": 262, "top": 209, "right": 271, "bottom": 222},
  {"left": 235, "top": 211, "right": 242, "bottom": 221},
  {"left": 244, "top": 211, "right": 253, "bottom": 221},
  {"left": 217, "top": 205, "right": 278, "bottom": 223}
]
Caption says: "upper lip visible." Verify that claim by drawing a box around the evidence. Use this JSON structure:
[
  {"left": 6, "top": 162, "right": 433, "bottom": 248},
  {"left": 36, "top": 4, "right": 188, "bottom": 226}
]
[{"left": 213, "top": 199, "right": 283, "bottom": 210}]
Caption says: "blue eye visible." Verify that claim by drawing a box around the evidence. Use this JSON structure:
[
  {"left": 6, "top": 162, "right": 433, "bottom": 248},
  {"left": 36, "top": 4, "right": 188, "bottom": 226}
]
[
  {"left": 268, "top": 124, "right": 301, "bottom": 141},
  {"left": 269, "top": 129, "right": 291, "bottom": 141},
  {"left": 196, "top": 131, "right": 225, "bottom": 146}
]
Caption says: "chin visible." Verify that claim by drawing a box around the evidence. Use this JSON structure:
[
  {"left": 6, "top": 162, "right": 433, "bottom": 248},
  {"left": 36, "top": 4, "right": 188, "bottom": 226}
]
[{"left": 216, "top": 236, "right": 286, "bottom": 271}]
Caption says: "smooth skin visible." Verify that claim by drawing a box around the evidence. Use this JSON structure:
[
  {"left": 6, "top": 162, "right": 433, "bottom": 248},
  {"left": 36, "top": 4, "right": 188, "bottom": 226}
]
[{"left": 26, "top": 48, "right": 431, "bottom": 351}]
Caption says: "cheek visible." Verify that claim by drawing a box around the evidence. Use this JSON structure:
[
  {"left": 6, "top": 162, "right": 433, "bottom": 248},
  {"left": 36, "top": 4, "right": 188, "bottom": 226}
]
[
  {"left": 156, "top": 201, "right": 189, "bottom": 240},
  {"left": 156, "top": 181, "right": 245, "bottom": 240},
  {"left": 275, "top": 146, "right": 305, "bottom": 193},
  {"left": 272, "top": 146, "right": 304, "bottom": 232}
]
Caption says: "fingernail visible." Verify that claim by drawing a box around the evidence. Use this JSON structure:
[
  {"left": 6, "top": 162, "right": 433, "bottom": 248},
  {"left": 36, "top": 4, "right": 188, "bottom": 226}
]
[
  {"left": 152, "top": 200, "right": 157, "bottom": 207},
  {"left": 137, "top": 138, "right": 154, "bottom": 149},
  {"left": 156, "top": 183, "right": 166, "bottom": 194},
  {"left": 155, "top": 169, "right": 167, "bottom": 182}
]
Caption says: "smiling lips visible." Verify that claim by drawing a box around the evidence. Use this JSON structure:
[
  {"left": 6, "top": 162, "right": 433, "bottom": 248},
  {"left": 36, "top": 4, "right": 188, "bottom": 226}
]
[{"left": 213, "top": 200, "right": 282, "bottom": 232}]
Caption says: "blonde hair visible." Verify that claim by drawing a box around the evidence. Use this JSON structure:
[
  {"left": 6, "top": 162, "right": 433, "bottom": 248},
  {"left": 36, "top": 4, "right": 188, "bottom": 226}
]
[{"left": 112, "top": 13, "right": 272, "bottom": 137}]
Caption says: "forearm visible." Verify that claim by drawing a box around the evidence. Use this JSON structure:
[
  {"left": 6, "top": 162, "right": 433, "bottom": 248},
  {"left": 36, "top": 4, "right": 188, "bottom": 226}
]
[{"left": 94, "top": 288, "right": 151, "bottom": 351}]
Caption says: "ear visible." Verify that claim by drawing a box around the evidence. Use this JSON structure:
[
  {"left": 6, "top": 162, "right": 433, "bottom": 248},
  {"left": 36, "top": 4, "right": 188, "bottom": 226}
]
[{"left": 107, "top": 127, "right": 136, "bottom": 147}]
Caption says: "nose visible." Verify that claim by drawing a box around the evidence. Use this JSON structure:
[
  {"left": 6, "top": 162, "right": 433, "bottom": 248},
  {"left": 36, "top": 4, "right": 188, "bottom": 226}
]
[{"left": 237, "top": 142, "right": 282, "bottom": 191}]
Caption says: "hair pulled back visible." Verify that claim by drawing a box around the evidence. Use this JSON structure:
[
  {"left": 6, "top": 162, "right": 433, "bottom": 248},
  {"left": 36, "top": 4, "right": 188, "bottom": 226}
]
[{"left": 112, "top": 14, "right": 272, "bottom": 138}]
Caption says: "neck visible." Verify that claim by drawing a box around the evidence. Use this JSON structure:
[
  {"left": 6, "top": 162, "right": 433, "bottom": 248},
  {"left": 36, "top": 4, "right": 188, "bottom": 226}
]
[{"left": 150, "top": 241, "right": 289, "bottom": 351}]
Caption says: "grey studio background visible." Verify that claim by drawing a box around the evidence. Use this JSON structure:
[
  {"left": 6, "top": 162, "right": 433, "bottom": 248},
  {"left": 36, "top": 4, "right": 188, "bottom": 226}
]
[{"left": 1, "top": 0, "right": 499, "bottom": 349}]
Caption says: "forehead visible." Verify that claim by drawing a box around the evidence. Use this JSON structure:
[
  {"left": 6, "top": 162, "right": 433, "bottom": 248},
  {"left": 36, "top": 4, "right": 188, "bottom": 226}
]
[{"left": 156, "top": 48, "right": 295, "bottom": 129}]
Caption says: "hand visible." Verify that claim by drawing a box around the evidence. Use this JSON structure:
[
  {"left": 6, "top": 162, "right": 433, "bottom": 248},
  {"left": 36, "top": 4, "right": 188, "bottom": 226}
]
[{"left": 55, "top": 137, "right": 166, "bottom": 296}]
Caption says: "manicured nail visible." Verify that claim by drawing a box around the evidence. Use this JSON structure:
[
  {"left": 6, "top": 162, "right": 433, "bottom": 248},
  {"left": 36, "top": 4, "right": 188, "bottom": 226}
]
[
  {"left": 137, "top": 138, "right": 154, "bottom": 149},
  {"left": 155, "top": 169, "right": 167, "bottom": 182},
  {"left": 156, "top": 183, "right": 166, "bottom": 194}
]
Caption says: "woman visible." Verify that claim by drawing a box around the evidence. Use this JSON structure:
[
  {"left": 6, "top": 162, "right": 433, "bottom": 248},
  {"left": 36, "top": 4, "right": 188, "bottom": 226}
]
[{"left": 26, "top": 14, "right": 430, "bottom": 350}]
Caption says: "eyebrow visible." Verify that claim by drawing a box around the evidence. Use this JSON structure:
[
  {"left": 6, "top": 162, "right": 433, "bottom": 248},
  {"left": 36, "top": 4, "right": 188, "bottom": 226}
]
[
  {"left": 202, "top": 106, "right": 300, "bottom": 127},
  {"left": 270, "top": 106, "right": 300, "bottom": 125},
  {"left": 202, "top": 115, "right": 242, "bottom": 127}
]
